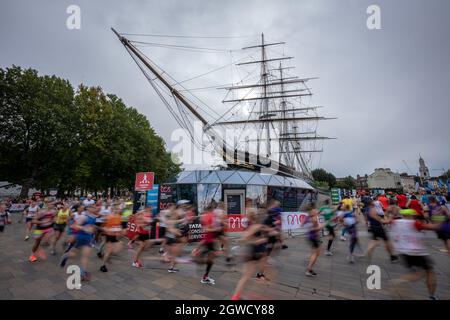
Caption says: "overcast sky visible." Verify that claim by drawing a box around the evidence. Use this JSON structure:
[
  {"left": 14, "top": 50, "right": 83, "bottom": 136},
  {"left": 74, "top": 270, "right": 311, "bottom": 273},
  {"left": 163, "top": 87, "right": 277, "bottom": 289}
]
[{"left": 1, "top": 0, "right": 449, "bottom": 178}]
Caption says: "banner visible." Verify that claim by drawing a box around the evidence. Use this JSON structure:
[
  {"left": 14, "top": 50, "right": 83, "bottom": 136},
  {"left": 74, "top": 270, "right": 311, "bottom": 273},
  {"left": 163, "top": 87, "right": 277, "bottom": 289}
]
[
  {"left": 146, "top": 184, "right": 159, "bottom": 214},
  {"left": 159, "top": 185, "right": 175, "bottom": 211},
  {"left": 187, "top": 220, "right": 204, "bottom": 242},
  {"left": 281, "top": 212, "right": 309, "bottom": 231}
]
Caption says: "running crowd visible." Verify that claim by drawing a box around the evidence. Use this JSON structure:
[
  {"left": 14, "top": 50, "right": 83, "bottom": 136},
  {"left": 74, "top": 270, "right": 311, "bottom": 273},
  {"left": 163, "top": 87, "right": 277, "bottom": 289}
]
[{"left": 0, "top": 190, "right": 448, "bottom": 300}]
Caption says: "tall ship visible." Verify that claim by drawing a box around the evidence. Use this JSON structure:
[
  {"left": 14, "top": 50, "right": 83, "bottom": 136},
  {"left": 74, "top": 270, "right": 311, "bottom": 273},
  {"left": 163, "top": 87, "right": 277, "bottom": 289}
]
[{"left": 112, "top": 29, "right": 335, "bottom": 212}]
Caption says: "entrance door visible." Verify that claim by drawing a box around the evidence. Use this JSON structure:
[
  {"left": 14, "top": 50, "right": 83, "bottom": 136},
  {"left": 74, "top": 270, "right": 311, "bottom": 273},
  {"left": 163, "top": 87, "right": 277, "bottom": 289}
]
[{"left": 224, "top": 189, "right": 245, "bottom": 215}]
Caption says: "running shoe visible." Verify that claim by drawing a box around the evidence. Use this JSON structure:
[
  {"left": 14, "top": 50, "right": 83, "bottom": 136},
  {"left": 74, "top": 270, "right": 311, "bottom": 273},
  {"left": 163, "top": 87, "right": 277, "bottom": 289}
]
[
  {"left": 340, "top": 236, "right": 347, "bottom": 241},
  {"left": 100, "top": 265, "right": 108, "bottom": 272},
  {"left": 305, "top": 270, "right": 317, "bottom": 277},
  {"left": 256, "top": 273, "right": 270, "bottom": 281},
  {"left": 347, "top": 255, "right": 355, "bottom": 263},
  {"left": 60, "top": 252, "right": 69, "bottom": 268},
  {"left": 25, "top": 236, "right": 30, "bottom": 241},
  {"left": 325, "top": 250, "right": 333, "bottom": 256},
  {"left": 97, "top": 252, "right": 104, "bottom": 259},
  {"left": 50, "top": 249, "right": 56, "bottom": 256},
  {"left": 168, "top": 267, "right": 180, "bottom": 273},
  {"left": 158, "top": 247, "right": 164, "bottom": 254},
  {"left": 201, "top": 277, "right": 215, "bottom": 284},
  {"left": 282, "top": 244, "right": 288, "bottom": 249},
  {"left": 28, "top": 255, "right": 37, "bottom": 263},
  {"left": 231, "top": 292, "right": 241, "bottom": 300},
  {"left": 429, "top": 295, "right": 438, "bottom": 300},
  {"left": 132, "top": 261, "right": 143, "bottom": 268},
  {"left": 390, "top": 255, "right": 399, "bottom": 263}
]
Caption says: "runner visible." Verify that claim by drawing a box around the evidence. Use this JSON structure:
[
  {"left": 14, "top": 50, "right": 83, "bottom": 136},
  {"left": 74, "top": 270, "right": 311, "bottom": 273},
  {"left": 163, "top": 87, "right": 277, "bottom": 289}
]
[
  {"left": 0, "top": 203, "right": 7, "bottom": 233},
  {"left": 319, "top": 199, "right": 337, "bottom": 256},
  {"left": 303, "top": 203, "right": 324, "bottom": 276},
  {"left": 23, "top": 200, "right": 39, "bottom": 240},
  {"left": 198, "top": 204, "right": 221, "bottom": 284},
  {"left": 390, "top": 208, "right": 439, "bottom": 299},
  {"left": 165, "top": 205, "right": 184, "bottom": 273},
  {"left": 407, "top": 194, "right": 425, "bottom": 220},
  {"left": 60, "top": 205, "right": 98, "bottom": 281},
  {"left": 341, "top": 204, "right": 359, "bottom": 263},
  {"left": 427, "top": 196, "right": 450, "bottom": 253},
  {"left": 214, "top": 201, "right": 232, "bottom": 262},
  {"left": 366, "top": 200, "right": 399, "bottom": 263},
  {"left": 64, "top": 204, "right": 84, "bottom": 253},
  {"left": 131, "top": 207, "right": 153, "bottom": 268},
  {"left": 29, "top": 200, "right": 56, "bottom": 262},
  {"left": 50, "top": 201, "right": 70, "bottom": 255},
  {"left": 99, "top": 206, "right": 124, "bottom": 272},
  {"left": 231, "top": 207, "right": 268, "bottom": 300},
  {"left": 263, "top": 200, "right": 283, "bottom": 258}
]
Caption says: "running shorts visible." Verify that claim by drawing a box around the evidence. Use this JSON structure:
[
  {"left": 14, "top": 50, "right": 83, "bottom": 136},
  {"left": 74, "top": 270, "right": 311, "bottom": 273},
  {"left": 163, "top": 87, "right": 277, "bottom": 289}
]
[
  {"left": 53, "top": 223, "right": 66, "bottom": 232},
  {"left": 33, "top": 227, "right": 52, "bottom": 239},
  {"left": 309, "top": 238, "right": 320, "bottom": 249},
  {"left": 401, "top": 254, "right": 433, "bottom": 271},
  {"left": 369, "top": 226, "right": 388, "bottom": 241},
  {"left": 166, "top": 236, "right": 178, "bottom": 246},
  {"left": 106, "top": 235, "right": 118, "bottom": 243},
  {"left": 137, "top": 233, "right": 150, "bottom": 242},
  {"left": 325, "top": 225, "right": 335, "bottom": 237},
  {"left": 75, "top": 235, "right": 92, "bottom": 248}
]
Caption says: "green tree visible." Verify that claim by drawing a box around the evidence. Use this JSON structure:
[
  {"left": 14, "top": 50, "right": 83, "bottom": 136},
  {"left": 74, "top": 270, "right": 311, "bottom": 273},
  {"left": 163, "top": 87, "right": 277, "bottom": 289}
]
[
  {"left": 311, "top": 168, "right": 336, "bottom": 188},
  {"left": 336, "top": 176, "right": 356, "bottom": 190},
  {"left": 0, "top": 66, "right": 181, "bottom": 198},
  {"left": 0, "top": 65, "right": 77, "bottom": 197}
]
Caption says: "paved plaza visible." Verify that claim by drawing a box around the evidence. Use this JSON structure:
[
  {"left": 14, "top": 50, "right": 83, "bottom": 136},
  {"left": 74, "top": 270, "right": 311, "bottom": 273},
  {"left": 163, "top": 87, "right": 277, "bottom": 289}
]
[{"left": 0, "top": 215, "right": 449, "bottom": 300}]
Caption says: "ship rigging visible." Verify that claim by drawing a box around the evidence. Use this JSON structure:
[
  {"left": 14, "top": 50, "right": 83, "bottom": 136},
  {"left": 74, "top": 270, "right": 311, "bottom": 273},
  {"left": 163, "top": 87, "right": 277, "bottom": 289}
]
[{"left": 112, "top": 28, "right": 336, "bottom": 181}]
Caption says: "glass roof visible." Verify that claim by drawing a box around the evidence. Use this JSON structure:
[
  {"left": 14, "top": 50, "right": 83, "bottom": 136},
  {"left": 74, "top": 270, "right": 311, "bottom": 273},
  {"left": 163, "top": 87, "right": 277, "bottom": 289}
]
[{"left": 169, "top": 169, "right": 313, "bottom": 190}]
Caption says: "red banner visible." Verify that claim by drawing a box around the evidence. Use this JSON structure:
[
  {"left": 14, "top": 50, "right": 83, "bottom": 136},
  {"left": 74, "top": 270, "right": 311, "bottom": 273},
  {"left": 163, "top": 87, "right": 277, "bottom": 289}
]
[
  {"left": 134, "top": 172, "right": 154, "bottom": 191},
  {"left": 225, "top": 214, "right": 248, "bottom": 232}
]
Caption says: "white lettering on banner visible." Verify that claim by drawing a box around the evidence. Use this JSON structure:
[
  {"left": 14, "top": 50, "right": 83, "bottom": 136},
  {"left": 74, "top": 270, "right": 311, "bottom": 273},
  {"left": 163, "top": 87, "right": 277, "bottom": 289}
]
[
  {"left": 281, "top": 212, "right": 308, "bottom": 230},
  {"left": 227, "top": 216, "right": 248, "bottom": 230},
  {"left": 8, "top": 204, "right": 27, "bottom": 212}
]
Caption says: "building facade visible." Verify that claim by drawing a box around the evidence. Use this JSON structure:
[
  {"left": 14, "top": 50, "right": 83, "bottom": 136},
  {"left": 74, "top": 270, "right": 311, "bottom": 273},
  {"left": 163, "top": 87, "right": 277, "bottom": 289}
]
[
  {"left": 367, "top": 168, "right": 402, "bottom": 191},
  {"left": 399, "top": 174, "right": 416, "bottom": 193}
]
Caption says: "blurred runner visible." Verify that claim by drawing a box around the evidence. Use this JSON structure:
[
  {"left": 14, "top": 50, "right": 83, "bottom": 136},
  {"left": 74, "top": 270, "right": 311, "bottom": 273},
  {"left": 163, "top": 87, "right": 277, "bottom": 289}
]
[
  {"left": 198, "top": 204, "right": 221, "bottom": 284},
  {"left": 390, "top": 208, "right": 439, "bottom": 299},
  {"left": 341, "top": 204, "right": 359, "bottom": 263},
  {"left": 99, "top": 206, "right": 123, "bottom": 272},
  {"left": 131, "top": 207, "right": 153, "bottom": 268},
  {"left": 50, "top": 201, "right": 70, "bottom": 255},
  {"left": 366, "top": 200, "right": 398, "bottom": 263},
  {"left": 214, "top": 201, "right": 232, "bottom": 262},
  {"left": 23, "top": 200, "right": 39, "bottom": 240},
  {"left": 320, "top": 199, "right": 337, "bottom": 256},
  {"left": 28, "top": 200, "right": 56, "bottom": 262},
  {"left": 60, "top": 205, "right": 98, "bottom": 281},
  {"left": 165, "top": 206, "right": 183, "bottom": 273},
  {"left": 0, "top": 203, "right": 7, "bottom": 233},
  {"left": 427, "top": 196, "right": 450, "bottom": 253},
  {"left": 303, "top": 203, "right": 324, "bottom": 276},
  {"left": 231, "top": 207, "right": 268, "bottom": 300}
]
